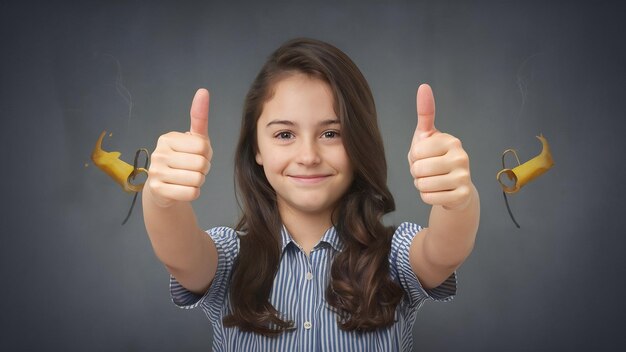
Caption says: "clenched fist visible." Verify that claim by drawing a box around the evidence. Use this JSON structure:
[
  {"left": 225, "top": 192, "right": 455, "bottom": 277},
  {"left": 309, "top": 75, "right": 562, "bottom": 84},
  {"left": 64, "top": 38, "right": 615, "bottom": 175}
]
[
  {"left": 145, "top": 89, "right": 213, "bottom": 208},
  {"left": 408, "top": 84, "right": 472, "bottom": 211}
]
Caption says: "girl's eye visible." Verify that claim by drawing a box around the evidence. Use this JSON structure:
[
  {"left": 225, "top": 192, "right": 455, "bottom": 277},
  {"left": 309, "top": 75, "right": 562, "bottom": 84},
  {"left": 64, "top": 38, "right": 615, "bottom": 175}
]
[
  {"left": 322, "top": 130, "right": 340, "bottom": 139},
  {"left": 275, "top": 131, "right": 294, "bottom": 140}
]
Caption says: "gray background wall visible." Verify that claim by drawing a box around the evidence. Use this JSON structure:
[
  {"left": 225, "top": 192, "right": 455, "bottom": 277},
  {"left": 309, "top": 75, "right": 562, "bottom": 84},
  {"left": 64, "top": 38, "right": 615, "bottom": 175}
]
[{"left": 2, "top": 1, "right": 625, "bottom": 351}]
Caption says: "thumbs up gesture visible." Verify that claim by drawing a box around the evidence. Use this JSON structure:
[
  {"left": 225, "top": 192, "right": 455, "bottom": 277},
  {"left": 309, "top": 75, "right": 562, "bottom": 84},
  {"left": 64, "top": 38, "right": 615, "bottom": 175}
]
[
  {"left": 145, "top": 89, "right": 213, "bottom": 208},
  {"left": 408, "top": 84, "right": 472, "bottom": 211}
]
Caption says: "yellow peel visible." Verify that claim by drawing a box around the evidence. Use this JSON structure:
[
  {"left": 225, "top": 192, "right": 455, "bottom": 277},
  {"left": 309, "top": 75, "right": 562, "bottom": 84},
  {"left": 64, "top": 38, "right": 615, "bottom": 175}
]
[
  {"left": 497, "top": 134, "right": 554, "bottom": 194},
  {"left": 91, "top": 131, "right": 146, "bottom": 193}
]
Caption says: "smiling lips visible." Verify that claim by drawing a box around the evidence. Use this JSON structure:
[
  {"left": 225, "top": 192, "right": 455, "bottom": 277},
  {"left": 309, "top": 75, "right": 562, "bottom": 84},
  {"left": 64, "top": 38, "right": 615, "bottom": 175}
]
[{"left": 288, "top": 174, "right": 332, "bottom": 184}]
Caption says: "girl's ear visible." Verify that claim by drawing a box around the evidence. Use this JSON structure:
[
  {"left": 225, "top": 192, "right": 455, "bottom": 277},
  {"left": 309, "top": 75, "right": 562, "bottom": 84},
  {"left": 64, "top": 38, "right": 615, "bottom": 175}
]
[{"left": 255, "top": 152, "right": 263, "bottom": 166}]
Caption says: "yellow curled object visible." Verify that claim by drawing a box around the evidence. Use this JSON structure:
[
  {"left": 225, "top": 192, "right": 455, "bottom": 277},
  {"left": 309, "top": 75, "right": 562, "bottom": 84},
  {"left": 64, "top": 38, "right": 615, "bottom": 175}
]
[
  {"left": 91, "top": 131, "right": 147, "bottom": 193},
  {"left": 497, "top": 134, "right": 554, "bottom": 194}
]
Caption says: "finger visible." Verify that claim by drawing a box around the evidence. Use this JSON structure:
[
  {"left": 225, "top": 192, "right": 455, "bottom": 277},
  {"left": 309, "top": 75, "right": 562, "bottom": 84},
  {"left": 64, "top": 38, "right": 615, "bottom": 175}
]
[
  {"left": 408, "top": 133, "right": 454, "bottom": 163},
  {"left": 161, "top": 132, "right": 212, "bottom": 156},
  {"left": 165, "top": 153, "right": 211, "bottom": 174},
  {"left": 158, "top": 169, "right": 207, "bottom": 188},
  {"left": 190, "top": 88, "right": 210, "bottom": 137},
  {"left": 413, "top": 173, "right": 459, "bottom": 193},
  {"left": 413, "top": 83, "right": 437, "bottom": 143},
  {"left": 150, "top": 182, "right": 202, "bottom": 203},
  {"left": 409, "top": 157, "right": 452, "bottom": 179},
  {"left": 418, "top": 186, "right": 471, "bottom": 209}
]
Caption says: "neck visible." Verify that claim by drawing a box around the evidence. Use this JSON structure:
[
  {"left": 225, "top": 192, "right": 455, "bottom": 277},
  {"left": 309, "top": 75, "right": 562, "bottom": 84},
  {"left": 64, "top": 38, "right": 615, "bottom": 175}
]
[{"left": 278, "top": 204, "right": 334, "bottom": 255}]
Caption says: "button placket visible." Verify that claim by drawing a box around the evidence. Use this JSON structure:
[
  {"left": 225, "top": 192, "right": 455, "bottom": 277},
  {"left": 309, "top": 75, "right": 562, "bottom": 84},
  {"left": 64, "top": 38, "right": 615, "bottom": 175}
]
[{"left": 300, "top": 248, "right": 317, "bottom": 350}]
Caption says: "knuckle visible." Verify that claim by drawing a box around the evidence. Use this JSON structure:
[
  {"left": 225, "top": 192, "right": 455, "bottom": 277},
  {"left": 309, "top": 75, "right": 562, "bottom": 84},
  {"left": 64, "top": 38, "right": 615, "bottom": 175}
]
[
  {"left": 145, "top": 177, "right": 156, "bottom": 190},
  {"left": 193, "top": 156, "right": 205, "bottom": 173},
  {"left": 414, "top": 178, "right": 424, "bottom": 191},
  {"left": 195, "top": 172, "right": 206, "bottom": 187},
  {"left": 150, "top": 152, "right": 166, "bottom": 164},
  {"left": 410, "top": 163, "right": 419, "bottom": 178},
  {"left": 455, "top": 168, "right": 470, "bottom": 183},
  {"left": 148, "top": 179, "right": 164, "bottom": 195},
  {"left": 190, "top": 187, "right": 201, "bottom": 200},
  {"left": 408, "top": 146, "right": 419, "bottom": 161},
  {"left": 199, "top": 174, "right": 206, "bottom": 187},
  {"left": 148, "top": 164, "right": 165, "bottom": 179},
  {"left": 447, "top": 136, "right": 462, "bottom": 149},
  {"left": 459, "top": 187, "right": 470, "bottom": 199},
  {"left": 157, "top": 132, "right": 184, "bottom": 150},
  {"left": 158, "top": 133, "right": 174, "bottom": 145},
  {"left": 461, "top": 168, "right": 471, "bottom": 180},
  {"left": 452, "top": 152, "right": 469, "bottom": 168},
  {"left": 147, "top": 167, "right": 160, "bottom": 179}
]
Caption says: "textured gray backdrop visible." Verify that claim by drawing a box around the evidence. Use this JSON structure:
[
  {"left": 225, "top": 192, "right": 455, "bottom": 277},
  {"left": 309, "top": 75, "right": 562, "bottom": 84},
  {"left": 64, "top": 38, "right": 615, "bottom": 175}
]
[{"left": 2, "top": 1, "right": 625, "bottom": 351}]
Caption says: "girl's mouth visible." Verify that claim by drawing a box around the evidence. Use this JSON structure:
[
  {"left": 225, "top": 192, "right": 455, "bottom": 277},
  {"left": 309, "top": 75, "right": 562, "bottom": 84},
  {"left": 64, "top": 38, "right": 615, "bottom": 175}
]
[{"left": 288, "top": 175, "right": 331, "bottom": 184}]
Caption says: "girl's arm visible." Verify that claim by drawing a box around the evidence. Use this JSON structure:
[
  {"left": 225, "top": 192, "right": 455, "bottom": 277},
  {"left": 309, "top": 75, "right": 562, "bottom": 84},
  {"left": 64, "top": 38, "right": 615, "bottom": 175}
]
[
  {"left": 143, "top": 185, "right": 217, "bottom": 295},
  {"left": 142, "top": 89, "right": 218, "bottom": 295},
  {"left": 406, "top": 84, "right": 480, "bottom": 289},
  {"left": 409, "top": 185, "right": 479, "bottom": 289}
]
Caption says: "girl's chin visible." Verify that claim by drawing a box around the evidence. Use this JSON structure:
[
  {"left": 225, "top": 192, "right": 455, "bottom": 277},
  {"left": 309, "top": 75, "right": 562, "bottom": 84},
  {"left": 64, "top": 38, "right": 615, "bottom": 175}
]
[{"left": 277, "top": 199, "right": 338, "bottom": 217}]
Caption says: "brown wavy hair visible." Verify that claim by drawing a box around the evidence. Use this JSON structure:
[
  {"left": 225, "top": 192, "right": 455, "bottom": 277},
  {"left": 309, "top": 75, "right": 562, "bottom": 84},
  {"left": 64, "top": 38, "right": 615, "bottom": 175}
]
[{"left": 224, "top": 38, "right": 403, "bottom": 335}]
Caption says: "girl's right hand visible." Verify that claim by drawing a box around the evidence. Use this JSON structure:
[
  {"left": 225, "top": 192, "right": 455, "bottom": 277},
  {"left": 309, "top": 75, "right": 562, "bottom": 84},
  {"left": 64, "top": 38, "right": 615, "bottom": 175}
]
[{"left": 145, "top": 88, "right": 213, "bottom": 208}]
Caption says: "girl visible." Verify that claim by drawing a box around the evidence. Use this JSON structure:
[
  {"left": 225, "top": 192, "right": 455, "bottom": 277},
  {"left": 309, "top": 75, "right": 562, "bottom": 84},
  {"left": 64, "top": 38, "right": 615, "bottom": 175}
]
[{"left": 142, "top": 38, "right": 479, "bottom": 351}]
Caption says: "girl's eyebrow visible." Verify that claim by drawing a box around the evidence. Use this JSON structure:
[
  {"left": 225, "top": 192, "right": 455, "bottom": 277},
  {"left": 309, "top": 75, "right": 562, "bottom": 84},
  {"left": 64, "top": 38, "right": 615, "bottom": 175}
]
[
  {"left": 320, "top": 119, "right": 341, "bottom": 126},
  {"left": 265, "top": 119, "right": 340, "bottom": 128},
  {"left": 265, "top": 120, "right": 294, "bottom": 128}
]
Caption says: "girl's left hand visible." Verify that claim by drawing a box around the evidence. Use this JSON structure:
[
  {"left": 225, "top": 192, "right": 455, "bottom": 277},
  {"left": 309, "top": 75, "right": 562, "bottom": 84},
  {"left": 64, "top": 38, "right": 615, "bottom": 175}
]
[{"left": 408, "top": 84, "right": 472, "bottom": 211}]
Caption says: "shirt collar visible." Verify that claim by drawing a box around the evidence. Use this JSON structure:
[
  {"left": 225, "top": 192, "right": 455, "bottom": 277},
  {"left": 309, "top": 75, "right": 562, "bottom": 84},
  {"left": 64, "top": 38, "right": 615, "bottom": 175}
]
[{"left": 280, "top": 225, "right": 345, "bottom": 253}]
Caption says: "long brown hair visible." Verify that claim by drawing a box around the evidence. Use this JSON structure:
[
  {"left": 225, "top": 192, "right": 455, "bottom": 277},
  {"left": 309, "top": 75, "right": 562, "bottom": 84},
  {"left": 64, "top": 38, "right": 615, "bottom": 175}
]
[{"left": 224, "top": 38, "right": 403, "bottom": 335}]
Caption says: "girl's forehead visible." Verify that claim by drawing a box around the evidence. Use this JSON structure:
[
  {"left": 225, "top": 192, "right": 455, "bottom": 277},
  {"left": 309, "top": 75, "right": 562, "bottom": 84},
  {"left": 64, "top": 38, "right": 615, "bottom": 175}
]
[
  {"left": 258, "top": 74, "right": 337, "bottom": 124},
  {"left": 271, "top": 73, "right": 331, "bottom": 95}
]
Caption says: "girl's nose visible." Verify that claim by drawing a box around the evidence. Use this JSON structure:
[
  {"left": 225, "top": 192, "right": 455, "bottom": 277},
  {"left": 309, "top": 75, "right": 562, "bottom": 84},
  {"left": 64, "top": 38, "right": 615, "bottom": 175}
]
[{"left": 296, "top": 139, "right": 321, "bottom": 166}]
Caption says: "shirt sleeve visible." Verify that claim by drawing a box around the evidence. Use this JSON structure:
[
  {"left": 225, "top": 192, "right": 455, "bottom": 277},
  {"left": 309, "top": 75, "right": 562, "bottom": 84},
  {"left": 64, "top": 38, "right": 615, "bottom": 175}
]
[
  {"left": 170, "top": 226, "right": 239, "bottom": 310},
  {"left": 389, "top": 222, "right": 457, "bottom": 307}
]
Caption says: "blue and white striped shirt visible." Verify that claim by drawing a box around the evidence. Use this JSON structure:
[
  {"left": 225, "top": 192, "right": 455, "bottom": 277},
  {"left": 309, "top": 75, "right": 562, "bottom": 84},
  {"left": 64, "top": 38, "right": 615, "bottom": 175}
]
[{"left": 170, "top": 222, "right": 456, "bottom": 351}]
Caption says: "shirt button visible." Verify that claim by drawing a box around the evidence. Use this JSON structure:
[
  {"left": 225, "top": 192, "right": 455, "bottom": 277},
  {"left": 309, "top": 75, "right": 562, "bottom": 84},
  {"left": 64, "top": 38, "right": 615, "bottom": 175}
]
[
  {"left": 305, "top": 272, "right": 313, "bottom": 280},
  {"left": 303, "top": 321, "right": 312, "bottom": 330}
]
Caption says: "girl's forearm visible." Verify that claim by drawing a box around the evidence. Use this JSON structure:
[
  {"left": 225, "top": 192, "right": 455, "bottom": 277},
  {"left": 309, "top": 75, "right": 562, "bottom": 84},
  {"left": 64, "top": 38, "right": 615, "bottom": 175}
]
[
  {"left": 422, "top": 184, "right": 480, "bottom": 269},
  {"left": 142, "top": 185, "right": 212, "bottom": 274}
]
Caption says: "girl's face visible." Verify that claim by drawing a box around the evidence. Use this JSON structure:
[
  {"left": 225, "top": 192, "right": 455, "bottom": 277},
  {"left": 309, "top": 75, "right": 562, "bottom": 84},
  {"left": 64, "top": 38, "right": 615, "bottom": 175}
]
[{"left": 255, "top": 73, "right": 354, "bottom": 219}]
